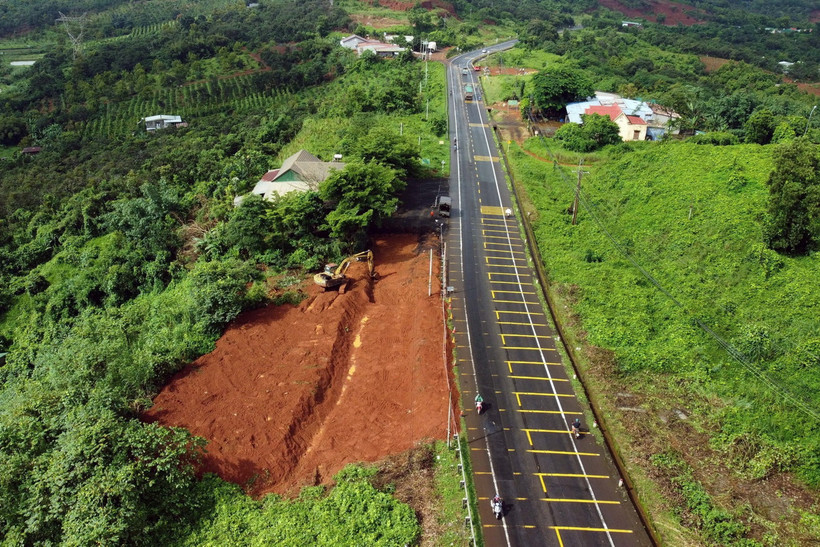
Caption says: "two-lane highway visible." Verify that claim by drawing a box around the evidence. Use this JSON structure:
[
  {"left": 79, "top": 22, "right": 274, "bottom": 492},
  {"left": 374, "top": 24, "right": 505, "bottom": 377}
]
[{"left": 445, "top": 43, "right": 653, "bottom": 546}]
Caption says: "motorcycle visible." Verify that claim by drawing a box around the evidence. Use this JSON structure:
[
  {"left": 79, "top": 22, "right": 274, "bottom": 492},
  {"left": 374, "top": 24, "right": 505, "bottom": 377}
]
[
  {"left": 475, "top": 394, "right": 484, "bottom": 414},
  {"left": 491, "top": 495, "right": 503, "bottom": 519},
  {"left": 570, "top": 419, "right": 582, "bottom": 439}
]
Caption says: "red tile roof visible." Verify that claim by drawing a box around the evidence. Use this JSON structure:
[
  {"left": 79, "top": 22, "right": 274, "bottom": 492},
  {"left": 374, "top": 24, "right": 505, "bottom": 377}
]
[
  {"left": 625, "top": 115, "right": 647, "bottom": 125},
  {"left": 584, "top": 105, "right": 622, "bottom": 121},
  {"left": 260, "top": 169, "right": 279, "bottom": 182}
]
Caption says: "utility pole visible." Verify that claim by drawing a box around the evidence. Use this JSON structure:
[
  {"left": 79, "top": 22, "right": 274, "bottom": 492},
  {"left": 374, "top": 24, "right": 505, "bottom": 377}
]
[{"left": 571, "top": 159, "right": 587, "bottom": 225}]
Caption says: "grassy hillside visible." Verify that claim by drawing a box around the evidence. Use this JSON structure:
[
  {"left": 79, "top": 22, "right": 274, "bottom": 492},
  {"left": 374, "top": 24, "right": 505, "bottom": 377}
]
[{"left": 509, "top": 138, "right": 820, "bottom": 542}]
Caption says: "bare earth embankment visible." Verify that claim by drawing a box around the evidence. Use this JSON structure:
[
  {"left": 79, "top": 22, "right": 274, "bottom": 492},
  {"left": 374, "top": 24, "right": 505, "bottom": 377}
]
[{"left": 144, "top": 233, "right": 454, "bottom": 497}]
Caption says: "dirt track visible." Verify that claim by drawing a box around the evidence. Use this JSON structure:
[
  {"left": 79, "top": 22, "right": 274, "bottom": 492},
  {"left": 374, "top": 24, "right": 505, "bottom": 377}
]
[{"left": 144, "top": 234, "right": 455, "bottom": 496}]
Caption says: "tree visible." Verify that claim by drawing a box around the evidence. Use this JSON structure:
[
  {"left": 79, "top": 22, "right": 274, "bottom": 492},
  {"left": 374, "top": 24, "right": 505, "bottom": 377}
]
[
  {"left": 744, "top": 108, "right": 776, "bottom": 144},
  {"left": 320, "top": 161, "right": 403, "bottom": 245},
  {"left": 581, "top": 113, "right": 622, "bottom": 148},
  {"left": 530, "top": 65, "right": 593, "bottom": 117},
  {"left": 554, "top": 114, "right": 621, "bottom": 152},
  {"left": 353, "top": 126, "right": 420, "bottom": 178},
  {"left": 764, "top": 138, "right": 820, "bottom": 254},
  {"left": 222, "top": 194, "right": 274, "bottom": 259}
]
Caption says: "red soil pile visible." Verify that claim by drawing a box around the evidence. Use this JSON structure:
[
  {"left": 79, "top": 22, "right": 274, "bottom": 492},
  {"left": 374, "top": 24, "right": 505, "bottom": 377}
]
[{"left": 144, "top": 233, "right": 455, "bottom": 497}]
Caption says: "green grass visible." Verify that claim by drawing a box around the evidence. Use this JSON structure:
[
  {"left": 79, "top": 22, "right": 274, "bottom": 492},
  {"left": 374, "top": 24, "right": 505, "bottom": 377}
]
[
  {"left": 506, "top": 134, "right": 820, "bottom": 542},
  {"left": 432, "top": 440, "right": 474, "bottom": 545},
  {"left": 484, "top": 47, "right": 561, "bottom": 71}
]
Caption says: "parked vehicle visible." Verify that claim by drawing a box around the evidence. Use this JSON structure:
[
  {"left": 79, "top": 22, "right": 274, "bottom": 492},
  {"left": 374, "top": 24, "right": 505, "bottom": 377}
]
[{"left": 435, "top": 195, "right": 452, "bottom": 218}]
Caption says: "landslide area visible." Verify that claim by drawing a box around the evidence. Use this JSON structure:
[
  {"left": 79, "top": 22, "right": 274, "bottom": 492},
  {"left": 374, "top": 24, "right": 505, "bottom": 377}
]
[{"left": 144, "top": 233, "right": 455, "bottom": 496}]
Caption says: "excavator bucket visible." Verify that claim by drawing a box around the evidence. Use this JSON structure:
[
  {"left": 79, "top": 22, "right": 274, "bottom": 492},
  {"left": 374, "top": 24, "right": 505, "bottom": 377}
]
[{"left": 338, "top": 280, "right": 349, "bottom": 294}]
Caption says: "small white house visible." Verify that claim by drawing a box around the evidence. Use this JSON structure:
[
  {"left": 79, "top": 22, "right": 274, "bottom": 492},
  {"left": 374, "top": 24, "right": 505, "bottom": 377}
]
[{"left": 141, "top": 115, "right": 184, "bottom": 131}]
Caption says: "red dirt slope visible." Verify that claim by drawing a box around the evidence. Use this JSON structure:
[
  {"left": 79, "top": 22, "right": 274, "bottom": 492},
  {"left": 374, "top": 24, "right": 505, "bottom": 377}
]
[{"left": 144, "top": 234, "right": 454, "bottom": 497}]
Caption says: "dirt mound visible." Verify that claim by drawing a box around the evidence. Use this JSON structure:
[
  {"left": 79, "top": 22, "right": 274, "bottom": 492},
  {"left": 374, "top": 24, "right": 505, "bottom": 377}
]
[{"left": 144, "top": 234, "right": 455, "bottom": 497}]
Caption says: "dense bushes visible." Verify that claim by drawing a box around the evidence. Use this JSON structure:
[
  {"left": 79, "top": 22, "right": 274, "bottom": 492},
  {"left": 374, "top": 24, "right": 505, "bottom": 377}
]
[{"left": 554, "top": 113, "right": 621, "bottom": 152}]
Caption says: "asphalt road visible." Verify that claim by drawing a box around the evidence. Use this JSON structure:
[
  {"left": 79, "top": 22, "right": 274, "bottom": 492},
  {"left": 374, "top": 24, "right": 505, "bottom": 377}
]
[{"left": 445, "top": 43, "right": 653, "bottom": 547}]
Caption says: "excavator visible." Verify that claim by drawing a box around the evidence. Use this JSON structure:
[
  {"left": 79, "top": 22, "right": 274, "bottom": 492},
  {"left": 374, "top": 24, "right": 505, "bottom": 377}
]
[{"left": 313, "top": 250, "right": 376, "bottom": 293}]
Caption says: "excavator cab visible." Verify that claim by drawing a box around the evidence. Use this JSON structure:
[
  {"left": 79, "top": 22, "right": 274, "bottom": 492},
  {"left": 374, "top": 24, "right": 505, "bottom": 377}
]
[{"left": 314, "top": 250, "right": 376, "bottom": 293}]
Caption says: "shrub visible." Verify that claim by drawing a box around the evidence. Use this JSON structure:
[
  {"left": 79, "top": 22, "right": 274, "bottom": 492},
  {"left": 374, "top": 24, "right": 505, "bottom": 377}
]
[{"left": 689, "top": 132, "right": 739, "bottom": 145}]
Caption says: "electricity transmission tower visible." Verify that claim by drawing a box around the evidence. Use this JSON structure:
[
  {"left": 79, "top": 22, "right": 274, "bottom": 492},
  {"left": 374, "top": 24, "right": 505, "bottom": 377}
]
[{"left": 56, "top": 12, "right": 87, "bottom": 60}]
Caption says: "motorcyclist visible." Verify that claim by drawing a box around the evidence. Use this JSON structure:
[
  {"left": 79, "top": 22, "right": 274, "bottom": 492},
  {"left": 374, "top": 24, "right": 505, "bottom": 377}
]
[
  {"left": 571, "top": 418, "right": 582, "bottom": 438},
  {"left": 474, "top": 393, "right": 484, "bottom": 413},
  {"left": 491, "top": 494, "right": 503, "bottom": 518}
]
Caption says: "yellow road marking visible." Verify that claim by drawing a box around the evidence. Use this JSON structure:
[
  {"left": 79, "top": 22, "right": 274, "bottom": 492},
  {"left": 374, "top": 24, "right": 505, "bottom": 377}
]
[
  {"left": 499, "top": 321, "right": 547, "bottom": 327},
  {"left": 514, "top": 391, "right": 568, "bottom": 396},
  {"left": 509, "top": 375, "right": 567, "bottom": 382},
  {"left": 537, "top": 473, "right": 609, "bottom": 479},
  {"left": 542, "top": 498, "right": 619, "bottom": 504},
  {"left": 480, "top": 206, "right": 506, "bottom": 215},
  {"left": 500, "top": 332, "right": 550, "bottom": 340},
  {"left": 483, "top": 235, "right": 522, "bottom": 241},
  {"left": 550, "top": 526, "right": 632, "bottom": 533},
  {"left": 501, "top": 344, "right": 555, "bottom": 349},
  {"left": 528, "top": 449, "right": 599, "bottom": 456},
  {"left": 506, "top": 359, "right": 560, "bottom": 365},
  {"left": 517, "top": 409, "right": 582, "bottom": 415},
  {"left": 489, "top": 272, "right": 530, "bottom": 278},
  {"left": 475, "top": 156, "right": 499, "bottom": 162},
  {"left": 508, "top": 362, "right": 561, "bottom": 373},
  {"left": 493, "top": 291, "right": 536, "bottom": 298},
  {"left": 485, "top": 242, "right": 523, "bottom": 249},
  {"left": 469, "top": 123, "right": 488, "bottom": 127},
  {"left": 514, "top": 393, "right": 573, "bottom": 409}
]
